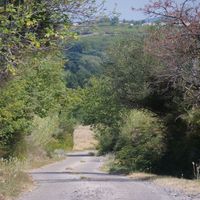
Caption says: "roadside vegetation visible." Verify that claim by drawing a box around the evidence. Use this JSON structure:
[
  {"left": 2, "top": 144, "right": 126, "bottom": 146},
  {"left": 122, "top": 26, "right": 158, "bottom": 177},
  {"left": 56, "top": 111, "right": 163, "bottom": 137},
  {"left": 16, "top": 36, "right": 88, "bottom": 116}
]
[
  {"left": 0, "top": 158, "right": 32, "bottom": 200},
  {"left": 129, "top": 173, "right": 200, "bottom": 198},
  {"left": 0, "top": 52, "right": 75, "bottom": 200},
  {"left": 1, "top": 0, "right": 200, "bottom": 199},
  {"left": 65, "top": 0, "right": 200, "bottom": 180},
  {"left": 0, "top": 0, "right": 101, "bottom": 199}
]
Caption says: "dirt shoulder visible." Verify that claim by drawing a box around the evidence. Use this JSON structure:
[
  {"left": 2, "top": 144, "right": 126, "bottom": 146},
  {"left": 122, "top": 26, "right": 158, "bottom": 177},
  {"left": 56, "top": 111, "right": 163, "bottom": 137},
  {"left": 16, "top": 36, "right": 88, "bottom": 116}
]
[
  {"left": 129, "top": 173, "right": 200, "bottom": 199},
  {"left": 102, "top": 155, "right": 200, "bottom": 199},
  {"left": 0, "top": 156, "right": 66, "bottom": 200}
]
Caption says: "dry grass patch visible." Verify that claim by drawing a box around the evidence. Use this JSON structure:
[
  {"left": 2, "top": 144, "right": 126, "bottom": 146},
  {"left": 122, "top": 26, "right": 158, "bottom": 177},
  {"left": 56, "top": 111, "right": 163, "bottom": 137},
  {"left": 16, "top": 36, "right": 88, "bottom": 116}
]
[
  {"left": 100, "top": 154, "right": 115, "bottom": 173},
  {"left": 102, "top": 154, "right": 200, "bottom": 196},
  {"left": 129, "top": 173, "right": 200, "bottom": 196},
  {"left": 0, "top": 158, "right": 33, "bottom": 200},
  {"left": 73, "top": 126, "right": 97, "bottom": 151},
  {"left": 27, "top": 157, "right": 63, "bottom": 170},
  {"left": 0, "top": 154, "right": 64, "bottom": 200}
]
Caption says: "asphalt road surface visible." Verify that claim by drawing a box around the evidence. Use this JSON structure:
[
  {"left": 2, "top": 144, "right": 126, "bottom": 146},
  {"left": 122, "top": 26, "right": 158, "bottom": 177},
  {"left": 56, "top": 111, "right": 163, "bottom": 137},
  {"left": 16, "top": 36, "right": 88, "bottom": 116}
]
[{"left": 17, "top": 151, "right": 176, "bottom": 200}]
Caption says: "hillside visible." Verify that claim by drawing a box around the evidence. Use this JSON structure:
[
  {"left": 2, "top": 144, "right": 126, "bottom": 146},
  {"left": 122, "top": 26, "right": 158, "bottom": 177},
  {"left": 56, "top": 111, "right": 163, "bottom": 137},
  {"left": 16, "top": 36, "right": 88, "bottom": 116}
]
[{"left": 64, "top": 22, "right": 144, "bottom": 88}]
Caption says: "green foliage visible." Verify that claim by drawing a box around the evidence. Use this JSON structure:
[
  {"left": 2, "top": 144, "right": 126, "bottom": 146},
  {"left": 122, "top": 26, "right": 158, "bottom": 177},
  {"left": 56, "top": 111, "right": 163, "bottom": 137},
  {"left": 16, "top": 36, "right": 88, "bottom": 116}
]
[
  {"left": 45, "top": 133, "right": 73, "bottom": 155},
  {"left": 24, "top": 52, "right": 67, "bottom": 117},
  {"left": 80, "top": 78, "right": 122, "bottom": 126},
  {"left": 0, "top": 0, "right": 100, "bottom": 79},
  {"left": 105, "top": 33, "right": 160, "bottom": 105},
  {"left": 64, "top": 24, "right": 143, "bottom": 88},
  {"left": 115, "top": 110, "right": 166, "bottom": 173},
  {"left": 95, "top": 125, "right": 120, "bottom": 154},
  {"left": 28, "top": 115, "right": 60, "bottom": 148},
  {"left": 0, "top": 51, "right": 75, "bottom": 157},
  {"left": 0, "top": 76, "right": 31, "bottom": 156},
  {"left": 70, "top": 77, "right": 124, "bottom": 155},
  {"left": 0, "top": 0, "right": 74, "bottom": 74},
  {"left": 64, "top": 35, "right": 114, "bottom": 88},
  {"left": 110, "top": 16, "right": 119, "bottom": 26},
  {"left": 184, "top": 108, "right": 200, "bottom": 126}
]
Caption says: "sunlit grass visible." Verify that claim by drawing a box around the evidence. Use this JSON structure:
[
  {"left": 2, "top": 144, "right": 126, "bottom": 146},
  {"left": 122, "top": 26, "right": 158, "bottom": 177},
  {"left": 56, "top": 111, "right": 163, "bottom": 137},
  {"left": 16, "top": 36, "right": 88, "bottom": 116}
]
[{"left": 0, "top": 158, "right": 32, "bottom": 200}]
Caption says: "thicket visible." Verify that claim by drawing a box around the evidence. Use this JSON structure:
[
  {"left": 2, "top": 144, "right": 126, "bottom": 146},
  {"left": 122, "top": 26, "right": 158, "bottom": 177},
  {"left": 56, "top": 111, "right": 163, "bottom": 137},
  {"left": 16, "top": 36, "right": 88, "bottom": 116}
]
[
  {"left": 75, "top": 7, "right": 200, "bottom": 177},
  {"left": 64, "top": 35, "right": 117, "bottom": 88},
  {"left": 102, "top": 33, "right": 200, "bottom": 177},
  {"left": 1, "top": 0, "right": 200, "bottom": 183},
  {"left": 0, "top": 52, "right": 76, "bottom": 158},
  {"left": 0, "top": 0, "right": 101, "bottom": 158},
  {"left": 114, "top": 110, "right": 166, "bottom": 173}
]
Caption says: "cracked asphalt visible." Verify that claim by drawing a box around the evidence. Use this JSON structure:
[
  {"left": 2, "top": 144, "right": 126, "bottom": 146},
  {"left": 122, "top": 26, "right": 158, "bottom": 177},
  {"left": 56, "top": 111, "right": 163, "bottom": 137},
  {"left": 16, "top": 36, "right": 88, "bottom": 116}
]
[{"left": 17, "top": 151, "right": 176, "bottom": 200}]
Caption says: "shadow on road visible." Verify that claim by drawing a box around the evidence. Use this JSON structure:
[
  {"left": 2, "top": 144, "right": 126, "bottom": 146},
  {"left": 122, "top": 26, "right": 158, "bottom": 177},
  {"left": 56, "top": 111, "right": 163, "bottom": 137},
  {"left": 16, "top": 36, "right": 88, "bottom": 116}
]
[
  {"left": 31, "top": 171, "right": 109, "bottom": 176},
  {"left": 66, "top": 154, "right": 95, "bottom": 157},
  {"left": 31, "top": 171, "right": 166, "bottom": 184},
  {"left": 30, "top": 171, "right": 137, "bottom": 184},
  {"left": 35, "top": 177, "right": 135, "bottom": 184}
]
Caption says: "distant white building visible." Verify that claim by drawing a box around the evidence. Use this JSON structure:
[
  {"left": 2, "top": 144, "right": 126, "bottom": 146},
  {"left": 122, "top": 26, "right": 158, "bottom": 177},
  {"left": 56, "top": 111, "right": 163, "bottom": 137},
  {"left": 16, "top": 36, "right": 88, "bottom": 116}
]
[
  {"left": 73, "top": 23, "right": 79, "bottom": 26},
  {"left": 142, "top": 22, "right": 156, "bottom": 26},
  {"left": 160, "top": 22, "right": 166, "bottom": 26}
]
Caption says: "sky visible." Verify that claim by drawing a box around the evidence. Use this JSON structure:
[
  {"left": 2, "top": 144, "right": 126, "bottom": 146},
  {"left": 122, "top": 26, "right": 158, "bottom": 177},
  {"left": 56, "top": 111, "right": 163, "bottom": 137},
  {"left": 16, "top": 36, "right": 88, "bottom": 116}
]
[
  {"left": 103, "top": 0, "right": 150, "bottom": 20},
  {"left": 103, "top": 0, "right": 183, "bottom": 20}
]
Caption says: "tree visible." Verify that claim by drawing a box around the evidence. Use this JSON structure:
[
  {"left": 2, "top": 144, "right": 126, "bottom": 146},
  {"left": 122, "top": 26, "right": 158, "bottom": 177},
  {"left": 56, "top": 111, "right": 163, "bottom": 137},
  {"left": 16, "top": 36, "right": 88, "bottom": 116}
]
[
  {"left": 132, "top": 0, "right": 200, "bottom": 177},
  {"left": 80, "top": 78, "right": 122, "bottom": 127},
  {"left": 115, "top": 109, "right": 166, "bottom": 173},
  {"left": 105, "top": 33, "right": 159, "bottom": 107},
  {"left": 110, "top": 16, "right": 119, "bottom": 25},
  {"left": 0, "top": 0, "right": 103, "bottom": 81},
  {"left": 78, "top": 77, "right": 123, "bottom": 154},
  {"left": 138, "top": 0, "right": 200, "bottom": 106},
  {"left": 0, "top": 51, "right": 68, "bottom": 157}
]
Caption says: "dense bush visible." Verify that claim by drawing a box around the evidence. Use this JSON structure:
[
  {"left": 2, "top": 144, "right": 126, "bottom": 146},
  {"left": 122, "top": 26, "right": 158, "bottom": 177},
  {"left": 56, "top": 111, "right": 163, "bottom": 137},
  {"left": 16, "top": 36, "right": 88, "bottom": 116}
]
[
  {"left": 95, "top": 125, "right": 120, "bottom": 154},
  {"left": 114, "top": 110, "right": 166, "bottom": 173},
  {"left": 80, "top": 78, "right": 122, "bottom": 126},
  {"left": 64, "top": 34, "right": 122, "bottom": 88},
  {"left": 0, "top": 75, "right": 31, "bottom": 157},
  {"left": 105, "top": 33, "right": 160, "bottom": 106},
  {"left": 75, "top": 77, "right": 123, "bottom": 155},
  {"left": 0, "top": 52, "right": 75, "bottom": 158}
]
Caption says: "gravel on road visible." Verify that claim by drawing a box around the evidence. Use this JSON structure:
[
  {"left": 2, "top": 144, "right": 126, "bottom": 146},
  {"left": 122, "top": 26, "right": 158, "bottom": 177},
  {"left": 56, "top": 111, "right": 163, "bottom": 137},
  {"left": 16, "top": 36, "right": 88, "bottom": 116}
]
[{"left": 16, "top": 151, "right": 183, "bottom": 200}]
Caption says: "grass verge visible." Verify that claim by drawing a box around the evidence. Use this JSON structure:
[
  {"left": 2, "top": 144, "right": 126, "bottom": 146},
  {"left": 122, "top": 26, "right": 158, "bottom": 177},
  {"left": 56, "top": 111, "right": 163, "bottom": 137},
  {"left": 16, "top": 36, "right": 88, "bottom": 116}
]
[
  {"left": 0, "top": 158, "right": 33, "bottom": 200},
  {"left": 102, "top": 154, "right": 200, "bottom": 197},
  {"left": 0, "top": 154, "right": 67, "bottom": 200},
  {"left": 129, "top": 173, "right": 200, "bottom": 197}
]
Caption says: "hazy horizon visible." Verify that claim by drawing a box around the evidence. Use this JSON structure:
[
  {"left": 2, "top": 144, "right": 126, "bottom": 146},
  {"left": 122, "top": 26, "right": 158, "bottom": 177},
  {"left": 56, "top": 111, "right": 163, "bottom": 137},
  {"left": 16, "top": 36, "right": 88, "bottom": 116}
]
[
  {"left": 103, "top": 0, "right": 150, "bottom": 20},
  {"left": 103, "top": 0, "right": 183, "bottom": 20}
]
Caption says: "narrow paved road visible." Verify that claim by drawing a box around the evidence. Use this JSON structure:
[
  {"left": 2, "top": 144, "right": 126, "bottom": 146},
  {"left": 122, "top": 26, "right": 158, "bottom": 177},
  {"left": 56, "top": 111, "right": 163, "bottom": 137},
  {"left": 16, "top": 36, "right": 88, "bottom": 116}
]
[{"left": 18, "top": 151, "right": 174, "bottom": 200}]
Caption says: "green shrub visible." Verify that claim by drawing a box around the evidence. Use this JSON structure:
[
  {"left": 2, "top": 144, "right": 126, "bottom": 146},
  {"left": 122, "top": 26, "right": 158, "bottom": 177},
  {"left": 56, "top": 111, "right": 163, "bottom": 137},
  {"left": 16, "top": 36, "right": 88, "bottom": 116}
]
[
  {"left": 0, "top": 77, "right": 31, "bottom": 157},
  {"left": 95, "top": 126, "right": 120, "bottom": 155},
  {"left": 184, "top": 108, "right": 200, "bottom": 126},
  {"left": 115, "top": 109, "right": 166, "bottom": 173},
  {"left": 28, "top": 114, "right": 74, "bottom": 157},
  {"left": 45, "top": 134, "right": 73, "bottom": 156},
  {"left": 0, "top": 51, "right": 77, "bottom": 158},
  {"left": 80, "top": 78, "right": 122, "bottom": 127},
  {"left": 28, "top": 115, "right": 60, "bottom": 148}
]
